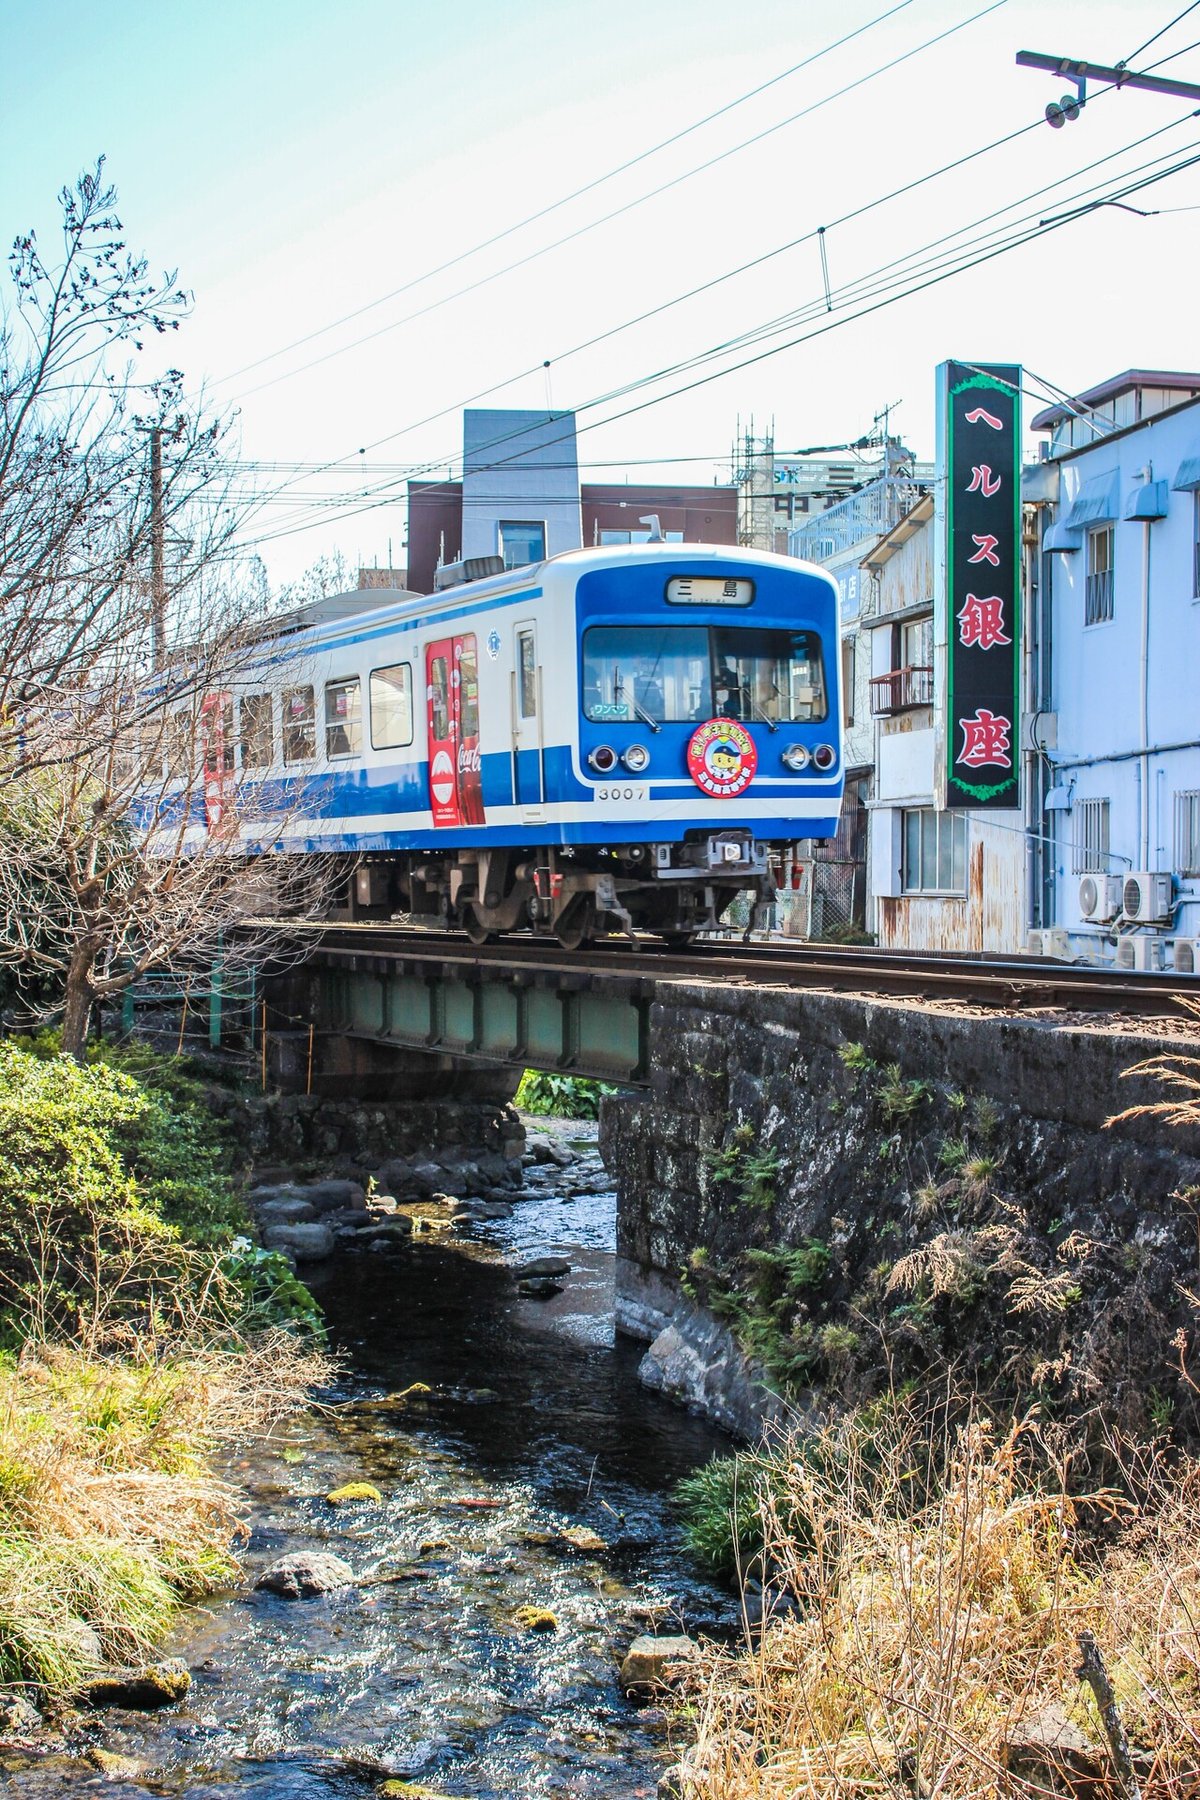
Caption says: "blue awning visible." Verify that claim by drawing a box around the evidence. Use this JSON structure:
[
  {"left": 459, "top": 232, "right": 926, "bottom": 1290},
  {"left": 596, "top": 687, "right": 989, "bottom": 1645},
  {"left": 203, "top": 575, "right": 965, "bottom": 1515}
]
[
  {"left": 1065, "top": 469, "right": 1120, "bottom": 528},
  {"left": 1124, "top": 479, "right": 1168, "bottom": 521},
  {"left": 1044, "top": 517, "right": 1082, "bottom": 553},
  {"left": 1173, "top": 449, "right": 1200, "bottom": 491}
]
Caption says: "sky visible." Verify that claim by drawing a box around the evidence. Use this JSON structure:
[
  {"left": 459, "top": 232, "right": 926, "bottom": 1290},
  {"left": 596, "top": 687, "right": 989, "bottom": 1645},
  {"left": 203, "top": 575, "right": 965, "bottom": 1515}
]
[{"left": 4, "top": 0, "right": 1199, "bottom": 588}]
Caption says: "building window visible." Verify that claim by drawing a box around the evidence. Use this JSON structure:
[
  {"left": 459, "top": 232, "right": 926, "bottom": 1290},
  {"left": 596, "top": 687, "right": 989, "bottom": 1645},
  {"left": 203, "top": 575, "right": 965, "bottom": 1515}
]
[
  {"left": 1085, "top": 524, "right": 1114, "bottom": 624},
  {"left": 282, "top": 685, "right": 316, "bottom": 763},
  {"left": 598, "top": 527, "right": 684, "bottom": 544},
  {"left": 499, "top": 520, "right": 546, "bottom": 569},
  {"left": 841, "top": 638, "right": 855, "bottom": 728},
  {"left": 240, "top": 692, "right": 274, "bottom": 768},
  {"left": 369, "top": 664, "right": 413, "bottom": 749},
  {"left": 1072, "top": 797, "right": 1111, "bottom": 873},
  {"left": 870, "top": 615, "right": 934, "bottom": 715},
  {"left": 1177, "top": 790, "right": 1200, "bottom": 876},
  {"left": 902, "top": 808, "right": 966, "bottom": 894}
]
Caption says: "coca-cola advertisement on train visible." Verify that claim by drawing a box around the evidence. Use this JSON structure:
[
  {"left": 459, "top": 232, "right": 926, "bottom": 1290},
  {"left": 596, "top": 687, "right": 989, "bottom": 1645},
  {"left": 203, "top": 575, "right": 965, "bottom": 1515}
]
[{"left": 425, "top": 634, "right": 486, "bottom": 828}]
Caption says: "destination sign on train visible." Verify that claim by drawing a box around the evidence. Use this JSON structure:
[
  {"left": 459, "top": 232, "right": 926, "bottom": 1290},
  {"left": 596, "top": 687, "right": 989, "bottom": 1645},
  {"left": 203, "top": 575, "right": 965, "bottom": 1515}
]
[{"left": 665, "top": 576, "right": 754, "bottom": 606}]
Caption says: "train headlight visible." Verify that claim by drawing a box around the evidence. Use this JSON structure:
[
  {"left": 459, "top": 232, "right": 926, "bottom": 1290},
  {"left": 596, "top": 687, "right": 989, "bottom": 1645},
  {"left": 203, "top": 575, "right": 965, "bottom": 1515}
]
[
  {"left": 781, "top": 743, "right": 810, "bottom": 771},
  {"left": 588, "top": 744, "right": 617, "bottom": 773},
  {"left": 812, "top": 743, "right": 837, "bottom": 771},
  {"left": 622, "top": 743, "right": 650, "bottom": 773}
]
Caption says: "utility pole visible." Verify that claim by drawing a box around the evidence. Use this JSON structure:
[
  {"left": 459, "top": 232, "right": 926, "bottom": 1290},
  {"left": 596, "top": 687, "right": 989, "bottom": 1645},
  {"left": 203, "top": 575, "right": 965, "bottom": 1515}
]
[
  {"left": 149, "top": 425, "right": 165, "bottom": 668},
  {"left": 1016, "top": 50, "right": 1200, "bottom": 125}
]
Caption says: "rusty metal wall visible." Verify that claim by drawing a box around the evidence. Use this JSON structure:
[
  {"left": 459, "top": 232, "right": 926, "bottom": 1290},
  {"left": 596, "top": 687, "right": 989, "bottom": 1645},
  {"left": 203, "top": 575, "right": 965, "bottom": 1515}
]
[
  {"left": 875, "top": 818, "right": 1025, "bottom": 952},
  {"left": 876, "top": 517, "right": 934, "bottom": 617}
]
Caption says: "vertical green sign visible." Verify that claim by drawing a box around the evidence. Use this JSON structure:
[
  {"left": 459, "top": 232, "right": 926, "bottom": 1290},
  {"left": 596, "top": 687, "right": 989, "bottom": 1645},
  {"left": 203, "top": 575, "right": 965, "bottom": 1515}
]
[{"left": 944, "top": 361, "right": 1021, "bottom": 809}]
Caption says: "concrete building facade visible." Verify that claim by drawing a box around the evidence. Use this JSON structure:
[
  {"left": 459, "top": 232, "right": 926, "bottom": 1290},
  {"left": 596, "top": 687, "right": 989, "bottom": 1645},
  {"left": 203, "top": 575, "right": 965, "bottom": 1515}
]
[
  {"left": 406, "top": 409, "right": 737, "bottom": 593},
  {"left": 1026, "top": 370, "right": 1200, "bottom": 970}
]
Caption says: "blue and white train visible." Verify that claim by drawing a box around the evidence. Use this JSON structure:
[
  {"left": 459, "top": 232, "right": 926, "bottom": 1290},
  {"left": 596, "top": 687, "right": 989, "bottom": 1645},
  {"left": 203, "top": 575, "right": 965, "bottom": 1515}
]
[{"left": 210, "top": 542, "right": 844, "bottom": 946}]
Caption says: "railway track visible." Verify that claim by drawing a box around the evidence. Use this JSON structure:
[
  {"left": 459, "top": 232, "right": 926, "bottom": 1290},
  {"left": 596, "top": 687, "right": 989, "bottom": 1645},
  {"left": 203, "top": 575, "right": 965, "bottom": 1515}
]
[{"left": 302, "top": 924, "right": 1199, "bottom": 1023}]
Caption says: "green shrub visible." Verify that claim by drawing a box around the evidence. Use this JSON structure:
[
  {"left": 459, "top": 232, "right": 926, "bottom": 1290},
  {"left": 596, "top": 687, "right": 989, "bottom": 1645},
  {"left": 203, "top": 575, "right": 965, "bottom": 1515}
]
[
  {"left": 0, "top": 1041, "right": 314, "bottom": 1342},
  {"left": 675, "top": 1451, "right": 801, "bottom": 1580},
  {"left": 877, "top": 1063, "right": 932, "bottom": 1123},
  {"left": 937, "top": 1133, "right": 971, "bottom": 1174},
  {"left": 515, "top": 1070, "right": 616, "bottom": 1118}
]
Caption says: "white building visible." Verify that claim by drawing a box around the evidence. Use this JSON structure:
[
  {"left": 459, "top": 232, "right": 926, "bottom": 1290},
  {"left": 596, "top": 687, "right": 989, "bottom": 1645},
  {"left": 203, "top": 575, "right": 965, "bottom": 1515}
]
[
  {"left": 1027, "top": 369, "right": 1200, "bottom": 970},
  {"left": 787, "top": 471, "right": 932, "bottom": 935},
  {"left": 859, "top": 491, "right": 1026, "bottom": 952}
]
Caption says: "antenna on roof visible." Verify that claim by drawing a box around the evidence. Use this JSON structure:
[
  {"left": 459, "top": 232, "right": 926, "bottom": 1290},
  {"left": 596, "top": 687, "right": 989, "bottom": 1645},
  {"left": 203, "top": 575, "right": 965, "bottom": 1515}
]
[{"left": 640, "top": 514, "right": 663, "bottom": 541}]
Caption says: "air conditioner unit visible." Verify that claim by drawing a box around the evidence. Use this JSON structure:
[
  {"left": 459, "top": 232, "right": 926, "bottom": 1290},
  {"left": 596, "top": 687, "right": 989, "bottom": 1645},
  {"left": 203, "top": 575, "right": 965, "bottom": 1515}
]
[
  {"left": 1122, "top": 872, "right": 1173, "bottom": 924},
  {"left": 1025, "top": 927, "right": 1071, "bottom": 959},
  {"left": 1173, "top": 937, "right": 1200, "bottom": 976},
  {"left": 1115, "top": 935, "right": 1164, "bottom": 972},
  {"left": 1078, "top": 873, "right": 1123, "bottom": 922}
]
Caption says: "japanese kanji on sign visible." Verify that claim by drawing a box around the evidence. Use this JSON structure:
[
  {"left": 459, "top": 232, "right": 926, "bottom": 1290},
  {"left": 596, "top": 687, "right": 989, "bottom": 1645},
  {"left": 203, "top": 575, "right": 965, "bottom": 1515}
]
[{"left": 943, "top": 359, "right": 1021, "bottom": 809}]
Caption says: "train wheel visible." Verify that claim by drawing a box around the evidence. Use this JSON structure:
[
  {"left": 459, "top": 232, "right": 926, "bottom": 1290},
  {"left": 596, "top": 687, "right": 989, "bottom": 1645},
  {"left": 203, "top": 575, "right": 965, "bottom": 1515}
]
[
  {"left": 463, "top": 906, "right": 498, "bottom": 947},
  {"left": 555, "top": 897, "right": 594, "bottom": 951}
]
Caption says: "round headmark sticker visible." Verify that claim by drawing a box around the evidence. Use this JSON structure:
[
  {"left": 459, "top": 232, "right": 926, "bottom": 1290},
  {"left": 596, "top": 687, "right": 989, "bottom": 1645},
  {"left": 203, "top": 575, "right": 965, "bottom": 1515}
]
[{"left": 686, "top": 718, "right": 757, "bottom": 799}]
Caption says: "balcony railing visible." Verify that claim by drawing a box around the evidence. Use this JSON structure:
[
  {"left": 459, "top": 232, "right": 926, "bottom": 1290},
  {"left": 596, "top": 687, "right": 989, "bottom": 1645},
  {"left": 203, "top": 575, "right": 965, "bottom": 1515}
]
[
  {"left": 788, "top": 475, "right": 928, "bottom": 567},
  {"left": 869, "top": 665, "right": 934, "bottom": 716}
]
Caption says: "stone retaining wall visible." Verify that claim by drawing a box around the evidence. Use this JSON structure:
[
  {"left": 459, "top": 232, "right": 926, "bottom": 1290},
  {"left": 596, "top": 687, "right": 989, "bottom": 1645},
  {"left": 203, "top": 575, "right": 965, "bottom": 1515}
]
[{"left": 601, "top": 982, "right": 1200, "bottom": 1439}]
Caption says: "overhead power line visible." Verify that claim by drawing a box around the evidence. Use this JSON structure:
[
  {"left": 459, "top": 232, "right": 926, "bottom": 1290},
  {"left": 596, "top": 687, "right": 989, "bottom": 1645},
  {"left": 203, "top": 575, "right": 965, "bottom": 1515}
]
[
  {"left": 235, "top": 131, "right": 1200, "bottom": 552},
  {"left": 228, "top": 0, "right": 1005, "bottom": 405},
  {"left": 1122, "top": 1, "right": 1200, "bottom": 70},
  {"left": 212, "top": 1, "right": 913, "bottom": 390},
  {"left": 231, "top": 28, "right": 1196, "bottom": 538}
]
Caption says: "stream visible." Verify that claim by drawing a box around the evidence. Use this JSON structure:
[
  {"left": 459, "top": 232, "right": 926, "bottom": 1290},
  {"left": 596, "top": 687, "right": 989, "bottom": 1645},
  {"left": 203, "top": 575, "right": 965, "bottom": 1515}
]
[{"left": 10, "top": 1124, "right": 736, "bottom": 1798}]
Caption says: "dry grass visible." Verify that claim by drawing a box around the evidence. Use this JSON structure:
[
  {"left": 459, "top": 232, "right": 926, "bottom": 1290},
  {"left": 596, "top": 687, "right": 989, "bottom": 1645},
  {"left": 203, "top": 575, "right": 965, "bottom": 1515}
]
[
  {"left": 677, "top": 1407, "right": 1200, "bottom": 1799},
  {"left": 0, "top": 1331, "right": 333, "bottom": 1693},
  {"left": 1107, "top": 995, "right": 1200, "bottom": 1133}
]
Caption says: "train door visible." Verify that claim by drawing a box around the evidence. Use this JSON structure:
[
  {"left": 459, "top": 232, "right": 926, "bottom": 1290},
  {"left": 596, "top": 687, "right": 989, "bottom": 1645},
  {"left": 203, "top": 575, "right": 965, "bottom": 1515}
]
[
  {"left": 511, "top": 621, "right": 544, "bottom": 816},
  {"left": 199, "top": 691, "right": 232, "bottom": 831},
  {"left": 425, "top": 635, "right": 485, "bottom": 828}
]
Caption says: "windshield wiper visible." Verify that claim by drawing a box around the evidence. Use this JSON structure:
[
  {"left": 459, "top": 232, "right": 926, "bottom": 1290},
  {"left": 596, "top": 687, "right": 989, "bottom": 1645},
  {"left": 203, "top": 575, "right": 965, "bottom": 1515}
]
[
  {"left": 633, "top": 699, "right": 662, "bottom": 733},
  {"left": 748, "top": 695, "right": 778, "bottom": 732}
]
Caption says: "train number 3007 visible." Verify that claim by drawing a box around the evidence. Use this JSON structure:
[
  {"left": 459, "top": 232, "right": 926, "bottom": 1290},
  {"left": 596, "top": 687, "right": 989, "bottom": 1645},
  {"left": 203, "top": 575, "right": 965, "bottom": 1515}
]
[{"left": 594, "top": 784, "right": 649, "bottom": 803}]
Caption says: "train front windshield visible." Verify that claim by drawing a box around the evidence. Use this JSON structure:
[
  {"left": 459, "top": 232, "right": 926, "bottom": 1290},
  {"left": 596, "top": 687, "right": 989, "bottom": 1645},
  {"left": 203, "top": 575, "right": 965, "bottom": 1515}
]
[{"left": 582, "top": 625, "right": 826, "bottom": 725}]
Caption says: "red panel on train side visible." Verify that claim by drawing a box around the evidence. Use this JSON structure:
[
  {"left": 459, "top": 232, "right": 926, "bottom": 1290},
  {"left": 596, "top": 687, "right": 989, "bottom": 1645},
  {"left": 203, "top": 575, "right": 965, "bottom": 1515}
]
[
  {"left": 426, "top": 635, "right": 486, "bottom": 828},
  {"left": 425, "top": 642, "right": 461, "bottom": 828},
  {"left": 200, "top": 691, "right": 231, "bottom": 831},
  {"left": 454, "top": 633, "right": 486, "bottom": 826}
]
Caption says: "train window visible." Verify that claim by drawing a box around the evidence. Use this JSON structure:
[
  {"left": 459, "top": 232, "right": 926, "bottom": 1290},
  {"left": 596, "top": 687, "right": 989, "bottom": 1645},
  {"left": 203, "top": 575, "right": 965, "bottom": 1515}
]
[
  {"left": 283, "top": 685, "right": 316, "bottom": 762},
  {"left": 459, "top": 637, "right": 480, "bottom": 738},
  {"left": 518, "top": 631, "right": 537, "bottom": 717},
  {"left": 324, "top": 677, "right": 362, "bottom": 759},
  {"left": 240, "top": 692, "right": 274, "bottom": 768},
  {"left": 369, "top": 663, "right": 413, "bottom": 749},
  {"left": 583, "top": 626, "right": 711, "bottom": 723},
  {"left": 710, "top": 628, "right": 827, "bottom": 723},
  {"left": 429, "top": 656, "right": 450, "bottom": 741}
]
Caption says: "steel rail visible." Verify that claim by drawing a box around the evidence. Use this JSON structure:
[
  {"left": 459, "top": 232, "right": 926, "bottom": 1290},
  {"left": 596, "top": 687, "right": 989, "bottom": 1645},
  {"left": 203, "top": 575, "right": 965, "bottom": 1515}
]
[{"left": 295, "top": 924, "right": 1198, "bottom": 1021}]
